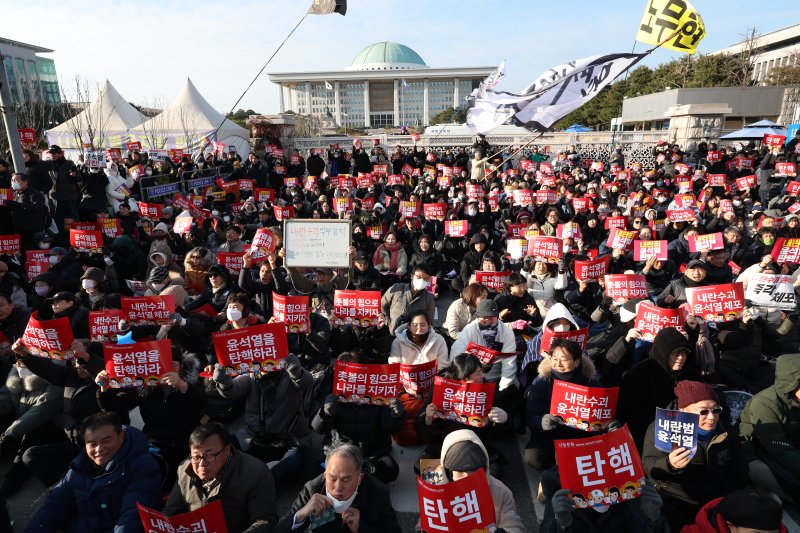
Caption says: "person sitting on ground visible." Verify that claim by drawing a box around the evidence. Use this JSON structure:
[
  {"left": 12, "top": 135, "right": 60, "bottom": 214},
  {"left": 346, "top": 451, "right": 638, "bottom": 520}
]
[{"left": 680, "top": 487, "right": 788, "bottom": 533}]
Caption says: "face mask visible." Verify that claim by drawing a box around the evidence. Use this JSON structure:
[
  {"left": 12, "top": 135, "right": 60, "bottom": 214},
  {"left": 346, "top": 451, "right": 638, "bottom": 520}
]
[
  {"left": 10, "top": 181, "right": 21, "bottom": 191},
  {"left": 467, "top": 208, "right": 478, "bottom": 216},
  {"left": 763, "top": 236, "right": 775, "bottom": 245},
  {"left": 562, "top": 245, "right": 571, "bottom": 253},
  {"left": 104, "top": 256, "right": 114, "bottom": 265},
  {"left": 35, "top": 286, "right": 49, "bottom": 297},
  {"left": 39, "top": 242, "right": 50, "bottom": 249},
  {"left": 212, "top": 210, "right": 220, "bottom": 217},
  {"left": 733, "top": 200, "right": 742, "bottom": 207},
  {"left": 412, "top": 278, "right": 430, "bottom": 291},
  {"left": 81, "top": 279, "right": 96, "bottom": 290},
  {"left": 478, "top": 322, "right": 498, "bottom": 331},
  {"left": 326, "top": 488, "right": 358, "bottom": 514},
  {"left": 657, "top": 196, "right": 667, "bottom": 203},
  {"left": 226, "top": 308, "right": 243, "bottom": 321},
  {"left": 17, "top": 367, "right": 34, "bottom": 379},
  {"left": 552, "top": 324, "right": 570, "bottom": 333},
  {"left": 145, "top": 170, "right": 153, "bottom": 176},
  {"left": 49, "top": 256, "right": 59, "bottom": 265}
]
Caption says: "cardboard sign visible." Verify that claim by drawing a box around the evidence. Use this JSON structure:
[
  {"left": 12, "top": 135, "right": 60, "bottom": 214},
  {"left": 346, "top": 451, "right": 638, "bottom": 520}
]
[
  {"left": 763, "top": 133, "right": 786, "bottom": 148},
  {"left": 89, "top": 310, "right": 124, "bottom": 342},
  {"left": 604, "top": 274, "right": 648, "bottom": 303},
  {"left": 633, "top": 240, "right": 668, "bottom": 262},
  {"left": 400, "top": 201, "right": 420, "bottom": 218},
  {"left": 137, "top": 501, "right": 228, "bottom": 533},
  {"left": 333, "top": 361, "right": 399, "bottom": 405},
  {"left": 249, "top": 228, "right": 277, "bottom": 264},
  {"left": 272, "top": 294, "right": 309, "bottom": 333},
  {"left": 464, "top": 342, "right": 516, "bottom": 366},
  {"left": 745, "top": 273, "right": 797, "bottom": 310},
  {"left": 776, "top": 162, "right": 797, "bottom": 177},
  {"left": 540, "top": 326, "right": 589, "bottom": 354},
  {"left": 445, "top": 220, "right": 468, "bottom": 238},
  {"left": 688, "top": 232, "right": 724, "bottom": 253},
  {"left": 527, "top": 236, "right": 562, "bottom": 263},
  {"left": 21, "top": 314, "right": 74, "bottom": 359},
  {"left": 475, "top": 270, "right": 511, "bottom": 292},
  {"left": 605, "top": 228, "right": 636, "bottom": 250},
  {"left": 331, "top": 290, "right": 381, "bottom": 327},
  {"left": 399, "top": 360, "right": 437, "bottom": 397},
  {"left": 417, "top": 469, "right": 496, "bottom": 533},
  {"left": 211, "top": 322, "right": 289, "bottom": 375},
  {"left": 654, "top": 408, "right": 699, "bottom": 459},
  {"left": 215, "top": 251, "right": 245, "bottom": 276},
  {"left": 0, "top": 234, "right": 21, "bottom": 255},
  {"left": 555, "top": 425, "right": 645, "bottom": 509},
  {"left": 550, "top": 380, "right": 619, "bottom": 431},
  {"left": 735, "top": 174, "right": 757, "bottom": 190},
  {"left": 666, "top": 209, "right": 695, "bottom": 223},
  {"left": 574, "top": 255, "right": 610, "bottom": 281},
  {"left": 432, "top": 376, "right": 495, "bottom": 427},
  {"left": 423, "top": 203, "right": 447, "bottom": 219},
  {"left": 121, "top": 295, "right": 176, "bottom": 326},
  {"left": 103, "top": 339, "right": 171, "bottom": 387},
  {"left": 685, "top": 282, "right": 745, "bottom": 322},
  {"left": 69, "top": 229, "right": 103, "bottom": 253},
  {"left": 634, "top": 301, "right": 684, "bottom": 341}
]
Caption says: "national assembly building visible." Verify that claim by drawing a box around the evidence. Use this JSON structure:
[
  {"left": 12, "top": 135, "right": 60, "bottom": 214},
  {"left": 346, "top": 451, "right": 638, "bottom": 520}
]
[{"left": 267, "top": 41, "right": 494, "bottom": 128}]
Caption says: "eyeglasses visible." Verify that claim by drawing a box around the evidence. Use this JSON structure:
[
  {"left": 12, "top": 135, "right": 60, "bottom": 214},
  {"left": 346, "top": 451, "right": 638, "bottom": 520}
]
[
  {"left": 189, "top": 255, "right": 201, "bottom": 259},
  {"left": 550, "top": 356, "right": 574, "bottom": 364},
  {"left": 189, "top": 448, "right": 225, "bottom": 463},
  {"left": 695, "top": 407, "right": 723, "bottom": 416}
]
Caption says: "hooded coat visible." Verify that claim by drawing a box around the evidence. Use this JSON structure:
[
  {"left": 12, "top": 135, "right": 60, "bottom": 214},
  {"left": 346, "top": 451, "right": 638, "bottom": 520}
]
[
  {"left": 183, "top": 247, "right": 215, "bottom": 296},
  {"left": 389, "top": 327, "right": 449, "bottom": 369},
  {"left": 521, "top": 304, "right": 581, "bottom": 389},
  {"left": 184, "top": 264, "right": 238, "bottom": 314},
  {"left": 0, "top": 366, "right": 63, "bottom": 440},
  {"left": 459, "top": 233, "right": 488, "bottom": 287},
  {"left": 680, "top": 496, "right": 790, "bottom": 533},
  {"left": 451, "top": 319, "right": 517, "bottom": 390}
]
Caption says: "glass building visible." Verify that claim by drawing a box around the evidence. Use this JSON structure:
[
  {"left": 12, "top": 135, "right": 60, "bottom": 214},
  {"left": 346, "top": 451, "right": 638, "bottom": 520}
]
[
  {"left": 0, "top": 37, "right": 61, "bottom": 105},
  {"left": 268, "top": 42, "right": 493, "bottom": 128}
]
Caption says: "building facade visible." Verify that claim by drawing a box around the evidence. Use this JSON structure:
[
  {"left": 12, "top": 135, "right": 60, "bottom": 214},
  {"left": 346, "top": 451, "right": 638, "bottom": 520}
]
[
  {"left": 0, "top": 37, "right": 60, "bottom": 105},
  {"left": 268, "top": 41, "right": 493, "bottom": 128},
  {"left": 710, "top": 24, "right": 800, "bottom": 84}
]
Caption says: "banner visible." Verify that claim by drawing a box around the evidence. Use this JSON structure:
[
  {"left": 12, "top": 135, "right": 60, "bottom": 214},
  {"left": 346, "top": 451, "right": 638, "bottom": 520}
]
[
  {"left": 550, "top": 380, "right": 619, "bottom": 431},
  {"left": 555, "top": 425, "right": 645, "bottom": 509},
  {"left": 211, "top": 322, "right": 289, "bottom": 375},
  {"left": 688, "top": 232, "right": 724, "bottom": 253},
  {"left": 333, "top": 361, "right": 399, "bottom": 405},
  {"left": 634, "top": 301, "right": 684, "bottom": 341},
  {"left": 121, "top": 295, "right": 176, "bottom": 326},
  {"left": 0, "top": 234, "right": 21, "bottom": 255},
  {"left": 417, "top": 469, "right": 496, "bottom": 533},
  {"left": 432, "top": 377, "right": 495, "bottom": 427},
  {"left": 745, "top": 273, "right": 797, "bottom": 310},
  {"left": 103, "top": 340, "right": 171, "bottom": 388},
  {"left": 540, "top": 326, "right": 589, "bottom": 354},
  {"left": 89, "top": 310, "right": 124, "bottom": 342},
  {"left": 604, "top": 274, "right": 648, "bottom": 303},
  {"left": 272, "top": 294, "right": 310, "bottom": 333},
  {"left": 423, "top": 203, "right": 447, "bottom": 219},
  {"left": 69, "top": 229, "right": 103, "bottom": 253},
  {"left": 21, "top": 314, "right": 74, "bottom": 359},
  {"left": 399, "top": 360, "right": 437, "bottom": 397},
  {"left": 527, "top": 236, "right": 562, "bottom": 263},
  {"left": 605, "top": 228, "right": 636, "bottom": 250},
  {"left": 475, "top": 270, "right": 511, "bottom": 292},
  {"left": 249, "top": 228, "right": 278, "bottom": 263},
  {"left": 137, "top": 501, "right": 228, "bottom": 533},
  {"left": 772, "top": 237, "right": 800, "bottom": 264},
  {"left": 331, "top": 290, "right": 381, "bottom": 327},
  {"left": 654, "top": 408, "right": 699, "bottom": 459},
  {"left": 685, "top": 282, "right": 745, "bottom": 322},
  {"left": 574, "top": 255, "right": 610, "bottom": 281},
  {"left": 633, "top": 240, "right": 667, "bottom": 261},
  {"left": 465, "top": 342, "right": 516, "bottom": 366},
  {"left": 637, "top": 0, "right": 705, "bottom": 53}
]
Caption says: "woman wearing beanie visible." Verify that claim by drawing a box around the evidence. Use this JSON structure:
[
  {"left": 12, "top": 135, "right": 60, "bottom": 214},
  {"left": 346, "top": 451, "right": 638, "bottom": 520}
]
[{"left": 642, "top": 381, "right": 749, "bottom": 531}]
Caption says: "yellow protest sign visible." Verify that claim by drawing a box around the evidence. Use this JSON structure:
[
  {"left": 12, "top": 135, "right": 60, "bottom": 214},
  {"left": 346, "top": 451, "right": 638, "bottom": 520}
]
[{"left": 636, "top": 0, "right": 705, "bottom": 54}]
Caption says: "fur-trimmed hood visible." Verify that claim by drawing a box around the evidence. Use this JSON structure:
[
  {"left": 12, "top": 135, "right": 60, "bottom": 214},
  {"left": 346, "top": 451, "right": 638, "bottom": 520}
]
[
  {"left": 179, "top": 352, "right": 203, "bottom": 386},
  {"left": 6, "top": 365, "right": 50, "bottom": 394},
  {"left": 537, "top": 354, "right": 597, "bottom": 381}
]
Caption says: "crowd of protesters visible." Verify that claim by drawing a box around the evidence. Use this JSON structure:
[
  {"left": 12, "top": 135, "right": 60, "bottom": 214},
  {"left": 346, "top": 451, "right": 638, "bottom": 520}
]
[{"left": 0, "top": 129, "right": 798, "bottom": 532}]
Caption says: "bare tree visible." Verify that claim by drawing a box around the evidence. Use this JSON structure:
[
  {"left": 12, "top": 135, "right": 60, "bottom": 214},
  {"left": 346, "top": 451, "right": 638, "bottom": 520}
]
[
  {"left": 293, "top": 113, "right": 323, "bottom": 138},
  {"left": 136, "top": 96, "right": 170, "bottom": 150},
  {"left": 59, "top": 75, "right": 113, "bottom": 150},
  {"left": 729, "top": 27, "right": 763, "bottom": 86},
  {"left": 177, "top": 103, "right": 205, "bottom": 155}
]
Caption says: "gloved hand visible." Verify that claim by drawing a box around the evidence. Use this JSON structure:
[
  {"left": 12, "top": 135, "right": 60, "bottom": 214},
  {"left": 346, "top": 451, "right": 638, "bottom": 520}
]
[
  {"left": 557, "top": 257, "right": 566, "bottom": 274},
  {"left": 284, "top": 353, "right": 303, "bottom": 379},
  {"left": 541, "top": 414, "right": 564, "bottom": 431},
  {"left": 606, "top": 419, "right": 623, "bottom": 431},
  {"left": 551, "top": 488, "right": 574, "bottom": 529},
  {"left": 323, "top": 394, "right": 338, "bottom": 417},
  {"left": 388, "top": 398, "right": 405, "bottom": 418},
  {"left": 0, "top": 433, "right": 20, "bottom": 458},
  {"left": 487, "top": 407, "right": 508, "bottom": 424},
  {"left": 638, "top": 480, "right": 663, "bottom": 522},
  {"left": 212, "top": 363, "right": 228, "bottom": 383}
]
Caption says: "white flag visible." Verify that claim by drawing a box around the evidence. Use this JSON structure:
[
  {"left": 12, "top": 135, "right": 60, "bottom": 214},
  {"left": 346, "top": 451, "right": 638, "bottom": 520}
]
[
  {"left": 325, "top": 81, "right": 333, "bottom": 91},
  {"left": 484, "top": 60, "right": 506, "bottom": 89},
  {"left": 466, "top": 52, "right": 647, "bottom": 135}
]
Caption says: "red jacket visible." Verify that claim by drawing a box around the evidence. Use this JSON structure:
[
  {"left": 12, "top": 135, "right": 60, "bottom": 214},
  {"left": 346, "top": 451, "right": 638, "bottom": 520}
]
[{"left": 681, "top": 497, "right": 789, "bottom": 533}]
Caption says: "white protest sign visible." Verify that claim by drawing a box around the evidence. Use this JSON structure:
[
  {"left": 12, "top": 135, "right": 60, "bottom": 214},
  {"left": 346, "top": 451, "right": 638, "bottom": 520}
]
[
  {"left": 83, "top": 151, "right": 107, "bottom": 169},
  {"left": 745, "top": 273, "right": 797, "bottom": 310},
  {"left": 283, "top": 219, "right": 351, "bottom": 268}
]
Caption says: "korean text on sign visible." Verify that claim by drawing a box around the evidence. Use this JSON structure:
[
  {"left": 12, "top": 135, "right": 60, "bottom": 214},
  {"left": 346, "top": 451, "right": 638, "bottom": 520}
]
[
  {"left": 332, "top": 290, "right": 381, "bottom": 326},
  {"left": 121, "top": 295, "right": 176, "bottom": 326},
  {"left": 654, "top": 407, "right": 699, "bottom": 458},
  {"left": 211, "top": 322, "right": 289, "bottom": 375},
  {"left": 21, "top": 314, "right": 74, "bottom": 359},
  {"left": 634, "top": 301, "right": 684, "bottom": 341},
  {"left": 432, "top": 376, "right": 495, "bottom": 427},
  {"left": 685, "top": 282, "right": 745, "bottom": 322},
  {"left": 417, "top": 468, "right": 496, "bottom": 533},
  {"left": 103, "top": 339, "right": 171, "bottom": 388},
  {"left": 399, "top": 360, "right": 437, "bottom": 396},
  {"left": 333, "top": 361, "right": 400, "bottom": 405},
  {"left": 550, "top": 380, "right": 619, "bottom": 431}
]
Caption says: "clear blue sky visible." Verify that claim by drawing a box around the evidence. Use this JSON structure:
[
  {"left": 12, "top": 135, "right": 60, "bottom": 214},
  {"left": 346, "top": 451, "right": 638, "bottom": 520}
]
[{"left": 3, "top": 0, "right": 799, "bottom": 114}]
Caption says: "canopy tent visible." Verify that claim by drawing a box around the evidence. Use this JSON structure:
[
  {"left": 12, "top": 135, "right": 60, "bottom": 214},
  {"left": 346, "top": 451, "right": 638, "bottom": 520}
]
[
  {"left": 719, "top": 119, "right": 788, "bottom": 140},
  {"left": 46, "top": 81, "right": 145, "bottom": 157},
  {"left": 564, "top": 123, "right": 592, "bottom": 132},
  {"left": 130, "top": 78, "right": 250, "bottom": 158}
]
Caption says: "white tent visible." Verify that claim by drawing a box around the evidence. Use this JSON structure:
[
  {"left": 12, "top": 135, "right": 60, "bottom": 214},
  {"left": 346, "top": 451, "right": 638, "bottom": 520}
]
[
  {"left": 46, "top": 81, "right": 145, "bottom": 157},
  {"left": 130, "top": 78, "right": 250, "bottom": 158}
]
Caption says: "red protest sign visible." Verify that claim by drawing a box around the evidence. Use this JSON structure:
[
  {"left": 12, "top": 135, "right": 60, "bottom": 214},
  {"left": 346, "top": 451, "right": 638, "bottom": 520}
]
[
  {"left": 475, "top": 271, "right": 511, "bottom": 292},
  {"left": 211, "top": 322, "right": 289, "bottom": 375},
  {"left": 634, "top": 301, "right": 684, "bottom": 341},
  {"left": 103, "top": 339, "right": 171, "bottom": 387},
  {"left": 26, "top": 260, "right": 49, "bottom": 281},
  {"left": 216, "top": 251, "right": 245, "bottom": 276},
  {"left": 674, "top": 194, "right": 695, "bottom": 209},
  {"left": 400, "top": 201, "right": 420, "bottom": 218},
  {"left": 272, "top": 293, "right": 309, "bottom": 333},
  {"left": 605, "top": 228, "right": 636, "bottom": 250},
  {"left": 17, "top": 127, "right": 36, "bottom": 144},
  {"left": 555, "top": 425, "right": 645, "bottom": 508},
  {"left": 332, "top": 290, "right": 381, "bottom": 327},
  {"left": 0, "top": 188, "right": 12, "bottom": 206},
  {"left": 121, "top": 295, "right": 176, "bottom": 326},
  {"left": 707, "top": 174, "right": 727, "bottom": 187},
  {"left": 366, "top": 224, "right": 385, "bottom": 240},
  {"left": 0, "top": 234, "right": 21, "bottom": 255},
  {"left": 633, "top": 240, "right": 667, "bottom": 262},
  {"left": 432, "top": 376, "right": 495, "bottom": 427},
  {"left": 685, "top": 282, "right": 745, "bottom": 322},
  {"left": 137, "top": 202, "right": 163, "bottom": 220},
  {"left": 465, "top": 342, "right": 516, "bottom": 366},
  {"left": 571, "top": 197, "right": 594, "bottom": 212},
  {"left": 387, "top": 174, "right": 405, "bottom": 186},
  {"left": 253, "top": 188, "right": 275, "bottom": 203},
  {"left": 506, "top": 224, "right": 527, "bottom": 238},
  {"left": 603, "top": 216, "right": 627, "bottom": 230},
  {"left": 100, "top": 218, "right": 122, "bottom": 238},
  {"left": 706, "top": 150, "right": 722, "bottom": 163},
  {"left": 89, "top": 309, "right": 124, "bottom": 342},
  {"left": 273, "top": 205, "right": 294, "bottom": 222},
  {"left": 137, "top": 500, "right": 228, "bottom": 533},
  {"left": 423, "top": 203, "right": 447, "bottom": 219},
  {"left": 604, "top": 274, "right": 648, "bottom": 302},
  {"left": 734, "top": 175, "right": 757, "bottom": 190},
  {"left": 688, "top": 232, "right": 724, "bottom": 253},
  {"left": 527, "top": 236, "right": 562, "bottom": 263},
  {"left": 445, "top": 220, "right": 468, "bottom": 237},
  {"left": 250, "top": 228, "right": 277, "bottom": 263},
  {"left": 536, "top": 190, "right": 557, "bottom": 204},
  {"left": 69, "top": 229, "right": 103, "bottom": 253},
  {"left": 399, "top": 360, "right": 437, "bottom": 397},
  {"left": 550, "top": 380, "right": 619, "bottom": 431},
  {"left": 466, "top": 184, "right": 484, "bottom": 199},
  {"left": 333, "top": 361, "right": 400, "bottom": 405},
  {"left": 172, "top": 215, "right": 193, "bottom": 235},
  {"left": 21, "top": 314, "right": 74, "bottom": 359},
  {"left": 71, "top": 222, "right": 99, "bottom": 232},
  {"left": 125, "top": 141, "right": 142, "bottom": 152},
  {"left": 333, "top": 197, "right": 352, "bottom": 215},
  {"left": 763, "top": 133, "right": 786, "bottom": 148},
  {"left": 512, "top": 189, "right": 534, "bottom": 206},
  {"left": 574, "top": 255, "right": 610, "bottom": 281},
  {"left": 666, "top": 209, "right": 695, "bottom": 223},
  {"left": 540, "top": 326, "right": 589, "bottom": 354},
  {"left": 776, "top": 162, "right": 797, "bottom": 177},
  {"left": 418, "top": 468, "right": 496, "bottom": 533},
  {"left": 772, "top": 237, "right": 800, "bottom": 264},
  {"left": 557, "top": 223, "right": 582, "bottom": 241}
]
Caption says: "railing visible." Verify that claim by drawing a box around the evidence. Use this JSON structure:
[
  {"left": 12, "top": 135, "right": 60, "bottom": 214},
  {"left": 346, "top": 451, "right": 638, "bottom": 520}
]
[{"left": 136, "top": 167, "right": 230, "bottom": 201}]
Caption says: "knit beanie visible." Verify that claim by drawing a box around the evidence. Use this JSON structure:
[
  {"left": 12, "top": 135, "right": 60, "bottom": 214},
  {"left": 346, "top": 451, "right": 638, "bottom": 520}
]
[
  {"left": 674, "top": 380, "right": 717, "bottom": 409},
  {"left": 714, "top": 488, "right": 783, "bottom": 530},
  {"left": 442, "top": 441, "right": 486, "bottom": 473}
]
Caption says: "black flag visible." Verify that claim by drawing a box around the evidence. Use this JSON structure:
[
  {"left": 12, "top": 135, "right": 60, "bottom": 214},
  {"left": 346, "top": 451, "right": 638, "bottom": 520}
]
[{"left": 307, "top": 0, "right": 347, "bottom": 15}]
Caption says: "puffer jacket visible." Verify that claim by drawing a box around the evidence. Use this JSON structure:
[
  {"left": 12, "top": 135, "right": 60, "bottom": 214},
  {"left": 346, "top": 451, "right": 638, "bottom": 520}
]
[
  {"left": 184, "top": 264, "right": 239, "bottom": 314},
  {"left": 144, "top": 273, "right": 190, "bottom": 308},
  {"left": 0, "top": 366, "right": 63, "bottom": 440},
  {"left": 443, "top": 298, "right": 475, "bottom": 340},
  {"left": 451, "top": 319, "right": 517, "bottom": 390},
  {"left": 312, "top": 399, "right": 405, "bottom": 458},
  {"left": 388, "top": 327, "right": 449, "bottom": 369},
  {"left": 381, "top": 282, "right": 435, "bottom": 335},
  {"left": 182, "top": 247, "right": 214, "bottom": 295}
]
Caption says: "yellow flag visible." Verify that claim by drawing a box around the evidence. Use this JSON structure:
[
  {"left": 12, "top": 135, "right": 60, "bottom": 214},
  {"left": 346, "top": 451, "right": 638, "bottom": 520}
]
[{"left": 636, "top": 0, "right": 706, "bottom": 54}]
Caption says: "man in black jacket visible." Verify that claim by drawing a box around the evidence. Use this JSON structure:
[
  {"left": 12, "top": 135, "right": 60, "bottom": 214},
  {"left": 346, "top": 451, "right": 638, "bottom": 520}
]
[
  {"left": 7, "top": 173, "right": 49, "bottom": 248},
  {"left": 45, "top": 145, "right": 81, "bottom": 230}
]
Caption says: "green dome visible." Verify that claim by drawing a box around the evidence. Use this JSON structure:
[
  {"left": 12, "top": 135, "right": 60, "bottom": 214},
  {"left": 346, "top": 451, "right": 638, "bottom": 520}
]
[{"left": 346, "top": 42, "right": 428, "bottom": 71}]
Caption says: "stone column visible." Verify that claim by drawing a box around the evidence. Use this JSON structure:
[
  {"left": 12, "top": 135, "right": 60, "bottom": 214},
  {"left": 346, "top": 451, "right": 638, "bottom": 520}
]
[
  {"left": 334, "top": 81, "right": 342, "bottom": 126},
  {"left": 305, "top": 81, "right": 312, "bottom": 115},
  {"left": 279, "top": 84, "right": 285, "bottom": 113},
  {"left": 423, "top": 79, "right": 430, "bottom": 125},
  {"left": 393, "top": 80, "right": 400, "bottom": 127},
  {"left": 363, "top": 80, "right": 370, "bottom": 127},
  {"left": 453, "top": 77, "right": 460, "bottom": 108}
]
